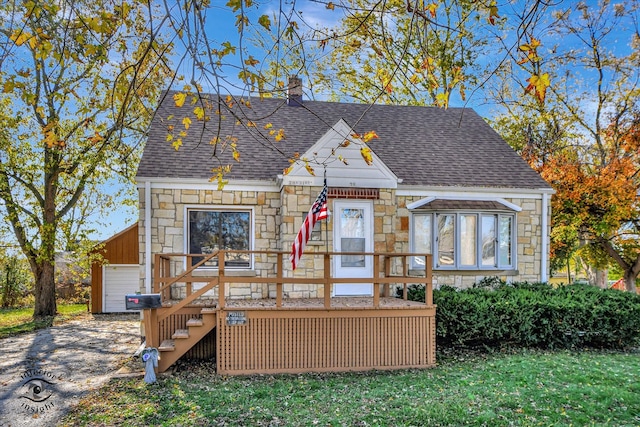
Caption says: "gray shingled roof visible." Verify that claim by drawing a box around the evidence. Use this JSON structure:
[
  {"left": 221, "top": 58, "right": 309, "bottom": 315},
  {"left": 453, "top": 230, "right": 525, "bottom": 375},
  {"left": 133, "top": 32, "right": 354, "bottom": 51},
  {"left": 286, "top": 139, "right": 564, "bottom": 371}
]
[{"left": 137, "top": 91, "right": 551, "bottom": 190}]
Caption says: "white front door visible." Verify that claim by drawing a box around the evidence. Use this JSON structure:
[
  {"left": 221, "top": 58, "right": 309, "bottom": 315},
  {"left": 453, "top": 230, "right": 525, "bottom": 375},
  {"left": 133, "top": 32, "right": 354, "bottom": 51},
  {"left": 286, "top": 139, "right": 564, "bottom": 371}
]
[{"left": 333, "top": 200, "right": 373, "bottom": 296}]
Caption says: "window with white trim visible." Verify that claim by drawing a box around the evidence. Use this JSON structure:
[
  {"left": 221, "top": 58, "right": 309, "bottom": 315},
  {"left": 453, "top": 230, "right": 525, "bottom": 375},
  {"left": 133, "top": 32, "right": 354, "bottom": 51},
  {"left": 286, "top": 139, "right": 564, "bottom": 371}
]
[
  {"left": 411, "top": 211, "right": 515, "bottom": 270},
  {"left": 188, "top": 209, "right": 251, "bottom": 268}
]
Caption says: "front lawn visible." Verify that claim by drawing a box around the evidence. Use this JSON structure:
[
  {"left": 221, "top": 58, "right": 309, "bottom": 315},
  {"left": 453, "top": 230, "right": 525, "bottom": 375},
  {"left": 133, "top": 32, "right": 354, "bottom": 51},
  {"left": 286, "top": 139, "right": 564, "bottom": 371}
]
[
  {"left": 0, "top": 303, "right": 87, "bottom": 338},
  {"left": 63, "top": 349, "right": 640, "bottom": 426}
]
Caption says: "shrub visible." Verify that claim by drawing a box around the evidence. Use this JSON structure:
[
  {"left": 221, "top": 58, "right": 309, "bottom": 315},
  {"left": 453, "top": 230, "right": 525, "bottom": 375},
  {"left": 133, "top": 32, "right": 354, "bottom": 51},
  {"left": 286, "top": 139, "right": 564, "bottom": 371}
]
[
  {"left": 399, "top": 282, "right": 640, "bottom": 350},
  {"left": 0, "top": 256, "right": 32, "bottom": 308}
]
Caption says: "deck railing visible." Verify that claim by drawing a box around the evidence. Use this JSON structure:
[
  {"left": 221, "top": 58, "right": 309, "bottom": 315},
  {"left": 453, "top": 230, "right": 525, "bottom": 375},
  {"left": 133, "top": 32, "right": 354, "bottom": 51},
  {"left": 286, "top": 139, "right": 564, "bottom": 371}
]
[
  {"left": 145, "top": 250, "right": 436, "bottom": 372},
  {"left": 153, "top": 250, "right": 433, "bottom": 309}
]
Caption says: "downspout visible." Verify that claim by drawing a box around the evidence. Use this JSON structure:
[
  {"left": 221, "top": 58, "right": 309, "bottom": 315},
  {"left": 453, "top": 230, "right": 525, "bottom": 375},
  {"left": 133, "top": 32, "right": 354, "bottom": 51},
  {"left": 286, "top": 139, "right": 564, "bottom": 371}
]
[
  {"left": 541, "top": 192, "right": 550, "bottom": 283},
  {"left": 145, "top": 180, "right": 152, "bottom": 293}
]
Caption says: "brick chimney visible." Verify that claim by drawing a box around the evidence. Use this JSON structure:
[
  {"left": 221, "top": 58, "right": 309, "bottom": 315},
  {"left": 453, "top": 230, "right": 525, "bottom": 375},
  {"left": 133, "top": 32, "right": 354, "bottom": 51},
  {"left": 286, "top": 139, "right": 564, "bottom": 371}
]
[{"left": 287, "top": 75, "right": 303, "bottom": 106}]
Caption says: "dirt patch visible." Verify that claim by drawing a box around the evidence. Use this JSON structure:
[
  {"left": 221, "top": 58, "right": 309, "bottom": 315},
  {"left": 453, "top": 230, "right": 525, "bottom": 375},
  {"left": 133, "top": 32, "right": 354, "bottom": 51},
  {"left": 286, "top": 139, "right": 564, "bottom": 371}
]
[{"left": 0, "top": 313, "right": 141, "bottom": 427}]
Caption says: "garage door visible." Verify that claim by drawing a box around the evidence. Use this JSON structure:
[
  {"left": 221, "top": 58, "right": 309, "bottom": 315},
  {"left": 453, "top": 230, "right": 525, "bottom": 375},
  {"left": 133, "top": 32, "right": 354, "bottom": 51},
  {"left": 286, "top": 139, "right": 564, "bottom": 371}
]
[{"left": 103, "top": 265, "right": 140, "bottom": 312}]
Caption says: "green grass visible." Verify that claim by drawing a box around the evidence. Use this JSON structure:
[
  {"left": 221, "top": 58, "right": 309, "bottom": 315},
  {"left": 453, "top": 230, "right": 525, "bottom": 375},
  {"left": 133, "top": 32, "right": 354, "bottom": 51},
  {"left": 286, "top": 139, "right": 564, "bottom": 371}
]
[
  {"left": 0, "top": 303, "right": 87, "bottom": 338},
  {"left": 63, "top": 350, "right": 640, "bottom": 426}
]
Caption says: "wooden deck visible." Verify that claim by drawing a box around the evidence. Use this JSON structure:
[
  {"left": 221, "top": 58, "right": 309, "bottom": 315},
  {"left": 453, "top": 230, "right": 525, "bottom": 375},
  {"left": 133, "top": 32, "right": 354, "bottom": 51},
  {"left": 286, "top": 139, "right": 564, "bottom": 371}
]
[{"left": 144, "top": 250, "right": 435, "bottom": 375}]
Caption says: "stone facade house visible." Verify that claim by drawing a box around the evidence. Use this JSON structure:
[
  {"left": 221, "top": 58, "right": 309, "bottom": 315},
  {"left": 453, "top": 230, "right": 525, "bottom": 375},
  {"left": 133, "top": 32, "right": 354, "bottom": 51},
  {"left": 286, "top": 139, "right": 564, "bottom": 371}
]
[{"left": 135, "top": 83, "right": 553, "bottom": 298}]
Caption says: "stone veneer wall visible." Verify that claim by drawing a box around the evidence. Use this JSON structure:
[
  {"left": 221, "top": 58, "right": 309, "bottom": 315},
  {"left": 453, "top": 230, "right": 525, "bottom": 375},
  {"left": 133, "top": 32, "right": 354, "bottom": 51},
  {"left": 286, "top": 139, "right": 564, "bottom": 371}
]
[
  {"left": 139, "top": 186, "right": 282, "bottom": 300},
  {"left": 140, "top": 185, "right": 548, "bottom": 299},
  {"left": 279, "top": 186, "right": 400, "bottom": 298}
]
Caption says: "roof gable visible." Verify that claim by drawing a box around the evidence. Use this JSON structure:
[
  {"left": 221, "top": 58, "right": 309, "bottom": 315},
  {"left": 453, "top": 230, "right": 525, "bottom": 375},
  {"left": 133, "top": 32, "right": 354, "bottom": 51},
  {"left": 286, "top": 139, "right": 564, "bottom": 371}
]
[
  {"left": 283, "top": 119, "right": 398, "bottom": 188},
  {"left": 137, "top": 92, "right": 552, "bottom": 191}
]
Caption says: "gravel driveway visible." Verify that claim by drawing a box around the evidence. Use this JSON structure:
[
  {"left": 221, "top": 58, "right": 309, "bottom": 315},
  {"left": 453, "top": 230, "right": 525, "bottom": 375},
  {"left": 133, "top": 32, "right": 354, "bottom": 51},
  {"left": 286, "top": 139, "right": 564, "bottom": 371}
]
[{"left": 0, "top": 313, "right": 141, "bottom": 427}]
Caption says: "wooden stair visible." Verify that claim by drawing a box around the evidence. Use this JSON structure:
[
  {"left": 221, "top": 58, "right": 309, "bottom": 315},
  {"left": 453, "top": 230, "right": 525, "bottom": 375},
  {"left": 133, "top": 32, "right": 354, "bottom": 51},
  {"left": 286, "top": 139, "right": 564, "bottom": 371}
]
[{"left": 157, "top": 308, "right": 217, "bottom": 372}]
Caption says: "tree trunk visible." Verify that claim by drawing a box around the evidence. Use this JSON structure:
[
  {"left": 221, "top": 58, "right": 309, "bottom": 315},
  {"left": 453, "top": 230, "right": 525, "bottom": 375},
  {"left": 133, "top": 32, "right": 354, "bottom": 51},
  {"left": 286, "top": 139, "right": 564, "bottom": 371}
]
[
  {"left": 33, "top": 261, "right": 57, "bottom": 317},
  {"left": 623, "top": 270, "right": 638, "bottom": 294},
  {"left": 595, "top": 268, "right": 607, "bottom": 289}
]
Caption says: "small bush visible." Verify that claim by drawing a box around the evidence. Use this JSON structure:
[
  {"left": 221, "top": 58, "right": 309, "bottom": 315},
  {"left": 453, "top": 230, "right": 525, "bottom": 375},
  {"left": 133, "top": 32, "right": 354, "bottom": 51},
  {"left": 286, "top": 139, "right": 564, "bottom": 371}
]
[
  {"left": 399, "top": 282, "right": 640, "bottom": 350},
  {"left": 0, "top": 256, "right": 32, "bottom": 308}
]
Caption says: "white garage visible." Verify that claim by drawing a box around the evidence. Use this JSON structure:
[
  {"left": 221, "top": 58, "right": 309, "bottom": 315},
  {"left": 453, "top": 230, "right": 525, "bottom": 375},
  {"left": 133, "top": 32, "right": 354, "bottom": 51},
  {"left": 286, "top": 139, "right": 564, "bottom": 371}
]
[
  {"left": 103, "top": 265, "right": 140, "bottom": 312},
  {"left": 91, "top": 223, "right": 140, "bottom": 314}
]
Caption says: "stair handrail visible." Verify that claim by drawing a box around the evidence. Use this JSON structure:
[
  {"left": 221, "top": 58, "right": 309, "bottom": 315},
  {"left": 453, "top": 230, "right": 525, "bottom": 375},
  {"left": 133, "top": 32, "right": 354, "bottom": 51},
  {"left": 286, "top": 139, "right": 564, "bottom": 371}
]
[
  {"left": 155, "top": 251, "right": 220, "bottom": 296},
  {"left": 157, "top": 276, "right": 219, "bottom": 322}
]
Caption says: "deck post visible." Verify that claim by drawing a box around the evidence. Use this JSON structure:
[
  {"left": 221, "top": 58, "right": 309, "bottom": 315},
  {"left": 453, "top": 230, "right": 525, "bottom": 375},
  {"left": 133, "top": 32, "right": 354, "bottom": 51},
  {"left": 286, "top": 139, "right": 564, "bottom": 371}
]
[
  {"left": 323, "top": 253, "right": 331, "bottom": 309},
  {"left": 153, "top": 254, "right": 160, "bottom": 294},
  {"left": 383, "top": 256, "right": 391, "bottom": 297},
  {"left": 185, "top": 255, "right": 192, "bottom": 297},
  {"left": 373, "top": 255, "right": 380, "bottom": 307},
  {"left": 425, "top": 254, "right": 433, "bottom": 306},
  {"left": 218, "top": 251, "right": 225, "bottom": 309},
  {"left": 276, "top": 253, "right": 283, "bottom": 307},
  {"left": 402, "top": 255, "right": 408, "bottom": 300},
  {"left": 161, "top": 256, "right": 170, "bottom": 299},
  {"left": 143, "top": 308, "right": 159, "bottom": 348}
]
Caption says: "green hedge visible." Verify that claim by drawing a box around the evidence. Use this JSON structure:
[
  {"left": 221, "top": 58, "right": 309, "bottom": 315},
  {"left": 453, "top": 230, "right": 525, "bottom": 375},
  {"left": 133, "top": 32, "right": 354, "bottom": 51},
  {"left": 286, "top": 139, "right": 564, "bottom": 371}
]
[{"left": 399, "top": 281, "right": 640, "bottom": 350}]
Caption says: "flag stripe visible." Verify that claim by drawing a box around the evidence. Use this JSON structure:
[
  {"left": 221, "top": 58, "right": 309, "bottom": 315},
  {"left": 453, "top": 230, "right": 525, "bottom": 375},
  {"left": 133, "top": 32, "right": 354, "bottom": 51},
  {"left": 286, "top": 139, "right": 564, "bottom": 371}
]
[{"left": 290, "top": 182, "right": 328, "bottom": 270}]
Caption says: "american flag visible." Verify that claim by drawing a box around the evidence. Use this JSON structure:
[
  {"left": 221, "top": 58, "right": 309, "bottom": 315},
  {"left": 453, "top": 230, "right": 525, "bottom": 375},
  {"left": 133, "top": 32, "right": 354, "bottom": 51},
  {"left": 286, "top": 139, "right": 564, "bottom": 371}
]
[{"left": 290, "top": 181, "right": 328, "bottom": 270}]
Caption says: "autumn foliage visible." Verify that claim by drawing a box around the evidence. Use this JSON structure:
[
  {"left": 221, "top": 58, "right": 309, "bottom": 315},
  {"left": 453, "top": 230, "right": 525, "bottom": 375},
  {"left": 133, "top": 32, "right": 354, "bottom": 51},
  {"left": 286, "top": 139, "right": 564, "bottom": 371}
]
[{"left": 528, "top": 115, "right": 640, "bottom": 292}]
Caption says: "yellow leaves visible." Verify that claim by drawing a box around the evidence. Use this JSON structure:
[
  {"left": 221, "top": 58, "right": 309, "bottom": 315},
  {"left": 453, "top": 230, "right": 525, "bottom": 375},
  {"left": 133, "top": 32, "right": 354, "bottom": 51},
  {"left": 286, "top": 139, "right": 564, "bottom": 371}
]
[
  {"left": 326, "top": 2, "right": 335, "bottom": 10},
  {"left": 519, "top": 38, "right": 541, "bottom": 52},
  {"left": 173, "top": 92, "right": 186, "bottom": 107},
  {"left": 362, "top": 131, "right": 378, "bottom": 143},
  {"left": 193, "top": 106, "right": 205, "bottom": 120},
  {"left": 244, "top": 56, "right": 259, "bottom": 67},
  {"left": 274, "top": 129, "right": 285, "bottom": 141},
  {"left": 518, "top": 38, "right": 542, "bottom": 65},
  {"left": 377, "top": 69, "right": 393, "bottom": 94},
  {"left": 41, "top": 122, "right": 64, "bottom": 149},
  {"left": 360, "top": 147, "right": 373, "bottom": 165},
  {"left": 182, "top": 116, "right": 192, "bottom": 130},
  {"left": 10, "top": 30, "right": 33, "bottom": 48},
  {"left": 269, "top": 128, "right": 285, "bottom": 142},
  {"left": 305, "top": 162, "right": 315, "bottom": 176},
  {"left": 348, "top": 131, "right": 378, "bottom": 165},
  {"left": 525, "top": 73, "right": 551, "bottom": 103},
  {"left": 426, "top": 3, "right": 438, "bottom": 18},
  {"left": 88, "top": 132, "right": 104, "bottom": 144},
  {"left": 172, "top": 138, "right": 183, "bottom": 150},
  {"left": 435, "top": 92, "right": 449, "bottom": 108},
  {"left": 226, "top": 0, "right": 242, "bottom": 12},
  {"left": 352, "top": 131, "right": 378, "bottom": 143},
  {"left": 44, "top": 130, "right": 58, "bottom": 148},
  {"left": 3, "top": 80, "right": 15, "bottom": 93},
  {"left": 487, "top": 1, "right": 500, "bottom": 25},
  {"left": 517, "top": 37, "right": 549, "bottom": 103},
  {"left": 258, "top": 15, "right": 271, "bottom": 31},
  {"left": 283, "top": 165, "right": 294, "bottom": 175},
  {"left": 231, "top": 143, "right": 240, "bottom": 162},
  {"left": 263, "top": 123, "right": 273, "bottom": 130},
  {"left": 210, "top": 165, "right": 231, "bottom": 190}
]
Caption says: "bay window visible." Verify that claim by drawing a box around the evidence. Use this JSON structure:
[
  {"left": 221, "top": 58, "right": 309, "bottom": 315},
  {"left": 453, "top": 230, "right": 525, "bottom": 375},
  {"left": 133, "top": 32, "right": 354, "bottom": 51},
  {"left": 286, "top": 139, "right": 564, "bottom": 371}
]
[{"left": 412, "top": 211, "right": 515, "bottom": 270}]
